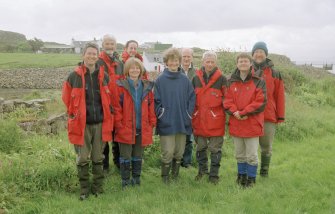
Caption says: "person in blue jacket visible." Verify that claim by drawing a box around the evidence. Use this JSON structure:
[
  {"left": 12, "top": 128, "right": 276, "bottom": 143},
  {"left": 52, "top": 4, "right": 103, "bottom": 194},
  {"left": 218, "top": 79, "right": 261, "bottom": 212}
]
[{"left": 154, "top": 47, "right": 196, "bottom": 183}]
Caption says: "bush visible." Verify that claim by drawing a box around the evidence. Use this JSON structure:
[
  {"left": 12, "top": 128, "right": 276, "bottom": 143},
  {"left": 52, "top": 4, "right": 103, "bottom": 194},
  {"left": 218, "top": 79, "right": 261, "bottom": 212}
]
[{"left": 0, "top": 120, "right": 22, "bottom": 153}]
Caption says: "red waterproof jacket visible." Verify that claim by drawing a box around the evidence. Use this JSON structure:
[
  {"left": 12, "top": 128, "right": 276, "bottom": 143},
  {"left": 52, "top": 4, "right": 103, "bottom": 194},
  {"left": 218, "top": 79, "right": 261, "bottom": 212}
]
[
  {"left": 252, "top": 58, "right": 285, "bottom": 123},
  {"left": 99, "top": 51, "right": 124, "bottom": 82},
  {"left": 114, "top": 79, "right": 156, "bottom": 146},
  {"left": 62, "top": 64, "right": 114, "bottom": 145},
  {"left": 192, "top": 68, "right": 227, "bottom": 137},
  {"left": 224, "top": 69, "right": 267, "bottom": 138},
  {"left": 121, "top": 51, "right": 148, "bottom": 80}
]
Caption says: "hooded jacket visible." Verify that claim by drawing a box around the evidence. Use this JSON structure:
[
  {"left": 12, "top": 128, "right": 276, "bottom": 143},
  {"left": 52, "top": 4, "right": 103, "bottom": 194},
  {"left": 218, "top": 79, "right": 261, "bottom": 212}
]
[{"left": 224, "top": 69, "right": 267, "bottom": 137}]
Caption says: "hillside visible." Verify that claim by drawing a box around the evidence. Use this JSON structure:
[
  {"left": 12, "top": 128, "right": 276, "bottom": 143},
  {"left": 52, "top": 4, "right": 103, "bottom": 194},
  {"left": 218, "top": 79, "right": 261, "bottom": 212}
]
[{"left": 0, "top": 30, "right": 27, "bottom": 45}]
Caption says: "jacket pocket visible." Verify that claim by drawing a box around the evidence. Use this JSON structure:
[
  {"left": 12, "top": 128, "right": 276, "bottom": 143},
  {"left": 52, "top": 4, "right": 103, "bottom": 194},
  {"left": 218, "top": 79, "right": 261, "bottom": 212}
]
[
  {"left": 206, "top": 107, "right": 225, "bottom": 130},
  {"left": 68, "top": 116, "right": 82, "bottom": 136}
]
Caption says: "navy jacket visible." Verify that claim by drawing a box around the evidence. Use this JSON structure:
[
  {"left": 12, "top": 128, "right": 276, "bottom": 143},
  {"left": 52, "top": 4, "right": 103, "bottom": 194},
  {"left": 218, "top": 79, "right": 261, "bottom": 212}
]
[{"left": 154, "top": 68, "right": 195, "bottom": 135}]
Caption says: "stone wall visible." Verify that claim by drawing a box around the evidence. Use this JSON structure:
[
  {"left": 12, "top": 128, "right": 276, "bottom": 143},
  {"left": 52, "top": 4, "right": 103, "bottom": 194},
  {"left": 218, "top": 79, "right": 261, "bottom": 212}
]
[
  {"left": 0, "top": 68, "right": 71, "bottom": 89},
  {"left": 0, "top": 68, "right": 161, "bottom": 89},
  {"left": 0, "top": 97, "right": 67, "bottom": 135}
]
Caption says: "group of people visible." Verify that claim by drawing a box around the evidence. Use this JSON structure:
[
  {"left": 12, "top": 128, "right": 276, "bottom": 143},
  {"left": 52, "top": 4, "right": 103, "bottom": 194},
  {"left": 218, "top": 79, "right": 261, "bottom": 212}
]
[{"left": 62, "top": 35, "right": 285, "bottom": 200}]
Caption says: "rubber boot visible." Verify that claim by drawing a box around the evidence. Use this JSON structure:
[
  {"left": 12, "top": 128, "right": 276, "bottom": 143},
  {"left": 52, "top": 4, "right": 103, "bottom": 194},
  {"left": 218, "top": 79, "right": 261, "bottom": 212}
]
[
  {"left": 77, "top": 164, "right": 90, "bottom": 200},
  {"left": 171, "top": 159, "right": 181, "bottom": 180},
  {"left": 260, "top": 153, "right": 271, "bottom": 177},
  {"left": 131, "top": 157, "right": 142, "bottom": 186},
  {"left": 161, "top": 162, "right": 171, "bottom": 184},
  {"left": 120, "top": 158, "right": 131, "bottom": 189},
  {"left": 246, "top": 177, "right": 256, "bottom": 188},
  {"left": 246, "top": 164, "right": 258, "bottom": 188},
  {"left": 112, "top": 142, "right": 120, "bottom": 169},
  {"left": 181, "top": 135, "right": 193, "bottom": 168},
  {"left": 92, "top": 162, "right": 104, "bottom": 196},
  {"left": 102, "top": 143, "right": 110, "bottom": 173},
  {"left": 209, "top": 151, "right": 222, "bottom": 185},
  {"left": 236, "top": 162, "right": 247, "bottom": 187},
  {"left": 195, "top": 150, "right": 208, "bottom": 181}
]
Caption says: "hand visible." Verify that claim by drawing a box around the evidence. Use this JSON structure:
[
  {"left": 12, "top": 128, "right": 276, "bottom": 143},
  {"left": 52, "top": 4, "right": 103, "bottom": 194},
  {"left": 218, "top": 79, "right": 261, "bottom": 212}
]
[
  {"left": 233, "top": 111, "right": 241, "bottom": 120},
  {"left": 240, "top": 116, "right": 248, "bottom": 120}
]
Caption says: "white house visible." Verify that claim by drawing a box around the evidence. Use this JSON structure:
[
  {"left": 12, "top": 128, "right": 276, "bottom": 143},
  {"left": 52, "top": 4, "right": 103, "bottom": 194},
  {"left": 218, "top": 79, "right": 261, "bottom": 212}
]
[
  {"left": 71, "top": 38, "right": 102, "bottom": 54},
  {"left": 142, "top": 52, "right": 165, "bottom": 72}
]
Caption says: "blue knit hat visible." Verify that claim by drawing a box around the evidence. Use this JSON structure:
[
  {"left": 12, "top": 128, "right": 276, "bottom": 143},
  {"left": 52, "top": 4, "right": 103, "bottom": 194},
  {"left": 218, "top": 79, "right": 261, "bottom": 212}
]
[{"left": 252, "top": 41, "right": 268, "bottom": 56}]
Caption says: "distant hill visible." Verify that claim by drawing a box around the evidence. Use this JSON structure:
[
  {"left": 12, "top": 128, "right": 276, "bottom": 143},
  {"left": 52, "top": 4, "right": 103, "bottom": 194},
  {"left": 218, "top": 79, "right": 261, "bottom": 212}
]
[
  {"left": 0, "top": 30, "right": 28, "bottom": 52},
  {"left": 0, "top": 30, "right": 27, "bottom": 45}
]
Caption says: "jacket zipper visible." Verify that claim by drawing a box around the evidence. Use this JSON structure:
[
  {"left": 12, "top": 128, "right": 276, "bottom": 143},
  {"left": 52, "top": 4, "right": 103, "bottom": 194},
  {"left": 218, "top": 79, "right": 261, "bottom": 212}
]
[{"left": 89, "top": 72, "right": 97, "bottom": 122}]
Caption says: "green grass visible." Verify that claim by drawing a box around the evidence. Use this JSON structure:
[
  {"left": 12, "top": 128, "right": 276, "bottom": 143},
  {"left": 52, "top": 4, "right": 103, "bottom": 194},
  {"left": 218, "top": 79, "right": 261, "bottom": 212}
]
[
  {"left": 1, "top": 132, "right": 334, "bottom": 214},
  {"left": 0, "top": 53, "right": 81, "bottom": 69}
]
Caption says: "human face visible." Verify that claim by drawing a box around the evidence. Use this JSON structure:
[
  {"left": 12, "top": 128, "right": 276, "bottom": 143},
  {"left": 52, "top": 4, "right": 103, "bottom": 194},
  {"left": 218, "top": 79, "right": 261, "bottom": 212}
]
[
  {"left": 103, "top": 39, "right": 116, "bottom": 55},
  {"left": 202, "top": 56, "right": 217, "bottom": 73},
  {"left": 181, "top": 49, "right": 193, "bottom": 68},
  {"left": 126, "top": 42, "right": 138, "bottom": 57},
  {"left": 252, "top": 49, "right": 266, "bottom": 64},
  {"left": 167, "top": 57, "right": 180, "bottom": 72},
  {"left": 128, "top": 64, "right": 141, "bottom": 80},
  {"left": 83, "top": 47, "right": 98, "bottom": 68},
  {"left": 237, "top": 57, "right": 251, "bottom": 73}
]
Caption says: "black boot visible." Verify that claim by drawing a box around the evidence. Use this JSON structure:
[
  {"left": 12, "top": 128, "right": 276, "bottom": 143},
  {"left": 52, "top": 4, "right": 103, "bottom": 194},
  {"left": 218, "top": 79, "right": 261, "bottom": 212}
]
[
  {"left": 112, "top": 142, "right": 120, "bottom": 169},
  {"left": 246, "top": 177, "right": 256, "bottom": 188},
  {"left": 92, "top": 162, "right": 104, "bottom": 196},
  {"left": 161, "top": 162, "right": 171, "bottom": 184},
  {"left": 131, "top": 158, "right": 142, "bottom": 186},
  {"left": 209, "top": 151, "right": 222, "bottom": 185},
  {"left": 236, "top": 174, "right": 248, "bottom": 187},
  {"left": 195, "top": 150, "right": 208, "bottom": 181},
  {"left": 171, "top": 159, "right": 181, "bottom": 180},
  {"left": 120, "top": 158, "right": 131, "bottom": 189},
  {"left": 77, "top": 164, "right": 90, "bottom": 200},
  {"left": 102, "top": 143, "right": 110, "bottom": 173},
  {"left": 260, "top": 154, "right": 271, "bottom": 177}
]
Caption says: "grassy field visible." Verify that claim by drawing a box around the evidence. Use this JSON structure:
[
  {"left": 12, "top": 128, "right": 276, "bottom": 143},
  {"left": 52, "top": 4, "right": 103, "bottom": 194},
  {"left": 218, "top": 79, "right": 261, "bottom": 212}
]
[
  {"left": 0, "top": 52, "right": 335, "bottom": 213},
  {"left": 0, "top": 53, "right": 81, "bottom": 69},
  {"left": 0, "top": 129, "right": 334, "bottom": 213}
]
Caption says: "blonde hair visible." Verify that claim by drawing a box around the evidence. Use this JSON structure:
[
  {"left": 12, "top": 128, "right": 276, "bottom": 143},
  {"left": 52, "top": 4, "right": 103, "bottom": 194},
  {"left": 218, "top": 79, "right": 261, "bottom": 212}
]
[
  {"left": 163, "top": 48, "right": 181, "bottom": 64},
  {"left": 123, "top": 57, "right": 144, "bottom": 77}
]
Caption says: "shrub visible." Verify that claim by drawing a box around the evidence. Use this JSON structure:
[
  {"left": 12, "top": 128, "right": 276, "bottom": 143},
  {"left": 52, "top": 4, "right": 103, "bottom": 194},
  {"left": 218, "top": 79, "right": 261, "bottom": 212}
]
[{"left": 0, "top": 120, "right": 22, "bottom": 153}]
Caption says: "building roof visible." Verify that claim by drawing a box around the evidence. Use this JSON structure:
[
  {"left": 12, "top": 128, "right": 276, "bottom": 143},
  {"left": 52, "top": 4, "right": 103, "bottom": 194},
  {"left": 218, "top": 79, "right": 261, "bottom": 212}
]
[{"left": 144, "top": 52, "right": 164, "bottom": 63}]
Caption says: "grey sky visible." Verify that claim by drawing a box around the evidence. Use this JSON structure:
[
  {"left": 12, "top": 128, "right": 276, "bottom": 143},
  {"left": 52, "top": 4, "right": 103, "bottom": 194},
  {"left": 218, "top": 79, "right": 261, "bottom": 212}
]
[{"left": 1, "top": 0, "right": 334, "bottom": 62}]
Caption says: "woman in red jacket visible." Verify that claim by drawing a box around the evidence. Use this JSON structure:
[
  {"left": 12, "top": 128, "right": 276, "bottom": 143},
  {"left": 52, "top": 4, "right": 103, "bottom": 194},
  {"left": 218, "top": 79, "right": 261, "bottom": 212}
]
[
  {"left": 121, "top": 40, "right": 148, "bottom": 79},
  {"left": 224, "top": 53, "right": 267, "bottom": 187},
  {"left": 114, "top": 57, "right": 156, "bottom": 189},
  {"left": 251, "top": 41, "right": 285, "bottom": 177}
]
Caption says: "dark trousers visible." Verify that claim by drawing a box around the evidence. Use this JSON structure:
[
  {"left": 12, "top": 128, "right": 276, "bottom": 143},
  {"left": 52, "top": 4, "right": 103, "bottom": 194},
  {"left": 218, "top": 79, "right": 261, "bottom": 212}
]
[
  {"left": 182, "top": 135, "right": 193, "bottom": 166},
  {"left": 102, "top": 131, "right": 120, "bottom": 169}
]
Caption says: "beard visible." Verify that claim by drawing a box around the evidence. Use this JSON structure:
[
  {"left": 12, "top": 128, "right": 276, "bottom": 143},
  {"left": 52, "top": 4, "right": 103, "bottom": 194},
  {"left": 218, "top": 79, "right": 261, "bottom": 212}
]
[{"left": 105, "top": 50, "right": 114, "bottom": 56}]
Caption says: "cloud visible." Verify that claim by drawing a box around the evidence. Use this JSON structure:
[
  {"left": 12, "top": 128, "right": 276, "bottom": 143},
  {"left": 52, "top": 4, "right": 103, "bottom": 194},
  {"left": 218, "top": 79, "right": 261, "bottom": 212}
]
[{"left": 0, "top": 0, "right": 334, "bottom": 62}]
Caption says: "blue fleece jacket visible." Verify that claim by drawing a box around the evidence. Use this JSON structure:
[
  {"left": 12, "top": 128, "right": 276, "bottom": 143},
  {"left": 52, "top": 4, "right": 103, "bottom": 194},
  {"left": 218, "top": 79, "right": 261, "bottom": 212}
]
[
  {"left": 127, "top": 78, "right": 143, "bottom": 131},
  {"left": 154, "top": 68, "right": 195, "bottom": 135}
]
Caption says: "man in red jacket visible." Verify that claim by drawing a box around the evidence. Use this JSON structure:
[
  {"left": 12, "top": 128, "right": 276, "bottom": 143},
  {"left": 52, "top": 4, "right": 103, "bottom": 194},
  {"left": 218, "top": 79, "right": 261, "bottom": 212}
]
[
  {"left": 192, "top": 51, "right": 227, "bottom": 184},
  {"left": 62, "top": 42, "right": 114, "bottom": 200},
  {"left": 98, "top": 34, "right": 123, "bottom": 172},
  {"left": 252, "top": 42, "right": 285, "bottom": 177}
]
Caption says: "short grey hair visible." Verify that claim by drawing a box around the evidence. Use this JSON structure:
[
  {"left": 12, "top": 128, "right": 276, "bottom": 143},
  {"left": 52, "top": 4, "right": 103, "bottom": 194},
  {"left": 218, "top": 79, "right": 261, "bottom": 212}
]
[
  {"left": 202, "top": 51, "right": 217, "bottom": 61},
  {"left": 181, "top": 48, "right": 194, "bottom": 56},
  {"left": 102, "top": 34, "right": 116, "bottom": 44}
]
